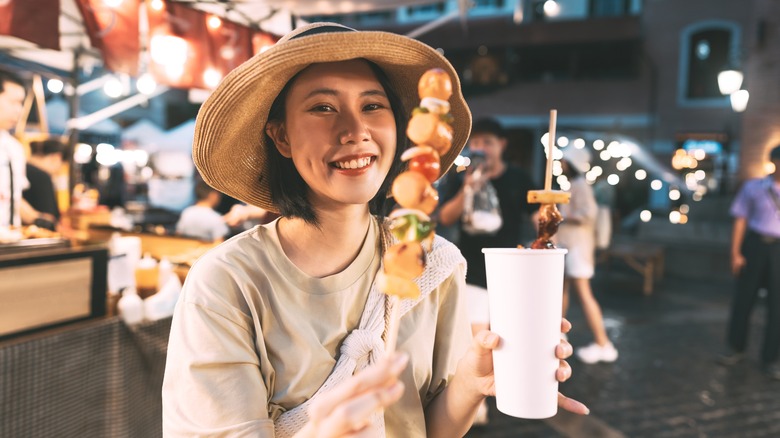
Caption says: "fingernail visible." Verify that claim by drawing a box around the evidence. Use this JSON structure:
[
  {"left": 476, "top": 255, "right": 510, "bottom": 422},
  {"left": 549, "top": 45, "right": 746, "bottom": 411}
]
[
  {"left": 484, "top": 333, "right": 498, "bottom": 346},
  {"left": 584, "top": 407, "right": 590, "bottom": 415}
]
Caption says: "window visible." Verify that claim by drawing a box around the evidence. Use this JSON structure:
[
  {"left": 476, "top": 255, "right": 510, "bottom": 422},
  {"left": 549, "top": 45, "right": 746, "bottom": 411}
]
[
  {"left": 686, "top": 29, "right": 730, "bottom": 99},
  {"left": 408, "top": 2, "right": 446, "bottom": 16},
  {"left": 358, "top": 11, "right": 394, "bottom": 26},
  {"left": 590, "top": 0, "right": 631, "bottom": 17},
  {"left": 678, "top": 21, "right": 741, "bottom": 106},
  {"left": 473, "top": 0, "right": 506, "bottom": 9}
]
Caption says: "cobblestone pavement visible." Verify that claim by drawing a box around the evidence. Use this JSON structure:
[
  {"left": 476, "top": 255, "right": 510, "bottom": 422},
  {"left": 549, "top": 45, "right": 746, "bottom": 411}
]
[{"left": 465, "top": 264, "right": 780, "bottom": 438}]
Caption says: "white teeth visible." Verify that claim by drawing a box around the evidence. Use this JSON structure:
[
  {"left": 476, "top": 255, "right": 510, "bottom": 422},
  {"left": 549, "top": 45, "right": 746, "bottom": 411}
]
[{"left": 334, "top": 157, "right": 371, "bottom": 169}]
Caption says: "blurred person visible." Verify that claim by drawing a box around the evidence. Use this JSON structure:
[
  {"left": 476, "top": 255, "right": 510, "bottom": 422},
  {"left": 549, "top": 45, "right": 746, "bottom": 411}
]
[
  {"left": 0, "top": 70, "right": 33, "bottom": 228},
  {"left": 719, "top": 144, "right": 780, "bottom": 380},
  {"left": 439, "top": 118, "right": 538, "bottom": 288},
  {"left": 593, "top": 178, "right": 615, "bottom": 250},
  {"left": 557, "top": 147, "right": 618, "bottom": 364},
  {"left": 22, "top": 138, "right": 66, "bottom": 231},
  {"left": 438, "top": 118, "right": 537, "bottom": 423},
  {"left": 176, "top": 178, "right": 229, "bottom": 242},
  {"left": 223, "top": 203, "right": 278, "bottom": 230}
]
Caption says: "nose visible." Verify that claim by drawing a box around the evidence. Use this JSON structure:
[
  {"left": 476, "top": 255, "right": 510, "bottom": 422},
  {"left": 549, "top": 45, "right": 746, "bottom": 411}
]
[{"left": 337, "top": 110, "right": 371, "bottom": 145}]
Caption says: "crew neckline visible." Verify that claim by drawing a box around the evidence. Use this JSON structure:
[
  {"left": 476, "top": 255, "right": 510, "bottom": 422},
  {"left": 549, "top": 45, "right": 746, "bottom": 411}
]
[{"left": 259, "top": 217, "right": 379, "bottom": 294}]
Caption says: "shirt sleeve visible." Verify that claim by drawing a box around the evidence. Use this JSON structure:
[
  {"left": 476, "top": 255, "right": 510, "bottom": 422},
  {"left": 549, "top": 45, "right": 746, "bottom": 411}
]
[
  {"left": 425, "top": 262, "right": 471, "bottom": 405},
  {"left": 436, "top": 170, "right": 465, "bottom": 206},
  {"left": 162, "top": 263, "right": 275, "bottom": 437},
  {"left": 730, "top": 180, "right": 753, "bottom": 219}
]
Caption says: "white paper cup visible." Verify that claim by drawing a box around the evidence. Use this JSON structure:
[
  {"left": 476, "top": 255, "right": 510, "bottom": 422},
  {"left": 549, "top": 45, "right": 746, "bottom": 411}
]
[{"left": 482, "top": 248, "right": 567, "bottom": 419}]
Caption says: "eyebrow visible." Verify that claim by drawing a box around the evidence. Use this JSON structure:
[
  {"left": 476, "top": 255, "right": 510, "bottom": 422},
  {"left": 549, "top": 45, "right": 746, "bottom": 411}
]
[{"left": 303, "top": 88, "right": 388, "bottom": 99}]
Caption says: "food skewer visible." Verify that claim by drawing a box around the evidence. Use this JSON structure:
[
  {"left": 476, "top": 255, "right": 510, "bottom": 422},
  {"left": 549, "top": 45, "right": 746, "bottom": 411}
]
[
  {"left": 380, "top": 69, "right": 455, "bottom": 354},
  {"left": 528, "top": 109, "right": 570, "bottom": 249}
]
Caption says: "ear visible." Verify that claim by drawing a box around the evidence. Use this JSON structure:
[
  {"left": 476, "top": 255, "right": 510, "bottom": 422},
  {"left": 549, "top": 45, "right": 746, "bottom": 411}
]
[
  {"left": 266, "top": 121, "right": 292, "bottom": 158},
  {"left": 498, "top": 137, "right": 508, "bottom": 152}
]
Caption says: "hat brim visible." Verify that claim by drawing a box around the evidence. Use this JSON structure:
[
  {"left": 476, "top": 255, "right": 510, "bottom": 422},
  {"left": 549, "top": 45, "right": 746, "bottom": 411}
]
[{"left": 193, "top": 28, "right": 472, "bottom": 213}]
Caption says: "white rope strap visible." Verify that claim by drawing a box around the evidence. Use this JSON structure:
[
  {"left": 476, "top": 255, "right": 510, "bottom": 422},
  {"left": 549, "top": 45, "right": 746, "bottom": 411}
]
[{"left": 274, "top": 235, "right": 465, "bottom": 437}]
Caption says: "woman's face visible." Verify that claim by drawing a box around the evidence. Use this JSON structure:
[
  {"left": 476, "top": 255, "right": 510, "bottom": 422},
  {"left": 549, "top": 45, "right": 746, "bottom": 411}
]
[{"left": 268, "top": 60, "right": 397, "bottom": 211}]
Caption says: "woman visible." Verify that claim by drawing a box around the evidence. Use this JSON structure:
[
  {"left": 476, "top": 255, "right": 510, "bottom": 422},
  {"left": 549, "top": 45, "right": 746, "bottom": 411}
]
[
  {"left": 557, "top": 147, "right": 618, "bottom": 364},
  {"left": 163, "top": 22, "right": 588, "bottom": 437}
]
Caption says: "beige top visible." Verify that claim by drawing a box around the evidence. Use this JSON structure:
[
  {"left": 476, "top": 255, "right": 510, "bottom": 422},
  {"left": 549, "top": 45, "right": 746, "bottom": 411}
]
[{"left": 162, "top": 217, "right": 471, "bottom": 437}]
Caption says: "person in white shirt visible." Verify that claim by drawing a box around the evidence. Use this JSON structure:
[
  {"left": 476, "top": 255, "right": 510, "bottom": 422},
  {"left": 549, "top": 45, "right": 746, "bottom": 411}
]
[
  {"left": 0, "top": 70, "right": 30, "bottom": 228},
  {"left": 176, "top": 178, "right": 229, "bottom": 242}
]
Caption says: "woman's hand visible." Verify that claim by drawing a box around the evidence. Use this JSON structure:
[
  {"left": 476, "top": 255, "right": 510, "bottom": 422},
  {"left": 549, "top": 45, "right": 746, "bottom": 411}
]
[
  {"left": 294, "top": 353, "right": 409, "bottom": 438},
  {"left": 555, "top": 319, "right": 590, "bottom": 415},
  {"left": 460, "top": 318, "right": 590, "bottom": 415}
]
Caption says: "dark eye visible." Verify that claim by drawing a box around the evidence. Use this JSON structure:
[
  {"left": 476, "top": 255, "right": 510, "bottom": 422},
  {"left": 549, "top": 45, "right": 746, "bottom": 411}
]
[
  {"left": 364, "top": 103, "right": 385, "bottom": 111},
  {"left": 311, "top": 104, "right": 335, "bottom": 112}
]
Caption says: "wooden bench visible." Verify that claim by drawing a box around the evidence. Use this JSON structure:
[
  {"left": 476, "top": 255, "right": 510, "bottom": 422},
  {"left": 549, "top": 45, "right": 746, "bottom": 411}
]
[{"left": 598, "top": 242, "right": 665, "bottom": 295}]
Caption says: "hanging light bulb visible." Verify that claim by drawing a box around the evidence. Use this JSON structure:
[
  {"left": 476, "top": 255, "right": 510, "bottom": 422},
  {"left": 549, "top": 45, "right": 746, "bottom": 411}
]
[
  {"left": 150, "top": 0, "right": 164, "bottom": 11},
  {"left": 717, "top": 70, "right": 743, "bottom": 95},
  {"left": 151, "top": 34, "right": 189, "bottom": 79},
  {"left": 730, "top": 89, "right": 749, "bottom": 112}
]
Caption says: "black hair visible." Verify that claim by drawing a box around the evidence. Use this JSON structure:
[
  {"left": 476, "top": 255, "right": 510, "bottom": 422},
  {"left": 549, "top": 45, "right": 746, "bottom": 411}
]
[
  {"left": 0, "top": 70, "right": 25, "bottom": 93},
  {"left": 194, "top": 178, "right": 219, "bottom": 202},
  {"left": 471, "top": 117, "right": 505, "bottom": 139},
  {"left": 770, "top": 144, "right": 780, "bottom": 161},
  {"left": 562, "top": 159, "right": 583, "bottom": 179},
  {"left": 29, "top": 139, "right": 66, "bottom": 160},
  {"left": 264, "top": 60, "right": 408, "bottom": 225}
]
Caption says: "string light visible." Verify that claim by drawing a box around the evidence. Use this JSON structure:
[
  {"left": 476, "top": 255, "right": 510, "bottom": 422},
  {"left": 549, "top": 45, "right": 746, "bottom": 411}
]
[
  {"left": 543, "top": 0, "right": 561, "bottom": 17},
  {"left": 207, "top": 15, "right": 222, "bottom": 30},
  {"left": 203, "top": 68, "right": 222, "bottom": 88},
  {"left": 136, "top": 73, "right": 157, "bottom": 95},
  {"left": 47, "top": 79, "right": 64, "bottom": 93},
  {"left": 103, "top": 76, "right": 123, "bottom": 98}
]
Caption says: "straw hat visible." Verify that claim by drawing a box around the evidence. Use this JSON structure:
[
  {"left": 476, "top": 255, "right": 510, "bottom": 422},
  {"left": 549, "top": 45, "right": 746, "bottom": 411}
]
[
  {"left": 562, "top": 146, "right": 592, "bottom": 174},
  {"left": 192, "top": 22, "right": 472, "bottom": 212}
]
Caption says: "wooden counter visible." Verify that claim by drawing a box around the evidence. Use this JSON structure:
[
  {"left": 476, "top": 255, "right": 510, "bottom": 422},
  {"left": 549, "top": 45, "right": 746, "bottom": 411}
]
[
  {"left": 87, "top": 225, "right": 218, "bottom": 263},
  {"left": 0, "top": 244, "right": 108, "bottom": 339}
]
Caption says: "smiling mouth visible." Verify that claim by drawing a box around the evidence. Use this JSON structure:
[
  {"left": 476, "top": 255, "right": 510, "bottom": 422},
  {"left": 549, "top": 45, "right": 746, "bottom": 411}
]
[{"left": 330, "top": 156, "right": 376, "bottom": 170}]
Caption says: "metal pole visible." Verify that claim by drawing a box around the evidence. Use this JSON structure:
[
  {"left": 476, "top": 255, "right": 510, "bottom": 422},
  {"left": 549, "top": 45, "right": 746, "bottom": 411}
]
[{"left": 67, "top": 48, "right": 82, "bottom": 210}]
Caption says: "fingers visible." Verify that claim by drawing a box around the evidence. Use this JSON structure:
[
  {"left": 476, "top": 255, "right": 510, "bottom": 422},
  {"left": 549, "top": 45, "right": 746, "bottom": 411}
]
[
  {"left": 561, "top": 318, "right": 572, "bottom": 334},
  {"left": 556, "top": 359, "right": 572, "bottom": 382},
  {"left": 558, "top": 392, "right": 590, "bottom": 415},
  {"left": 309, "top": 353, "right": 408, "bottom": 422},
  {"left": 315, "top": 381, "right": 405, "bottom": 437},
  {"left": 473, "top": 330, "right": 500, "bottom": 353},
  {"left": 556, "top": 339, "right": 573, "bottom": 360}
]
